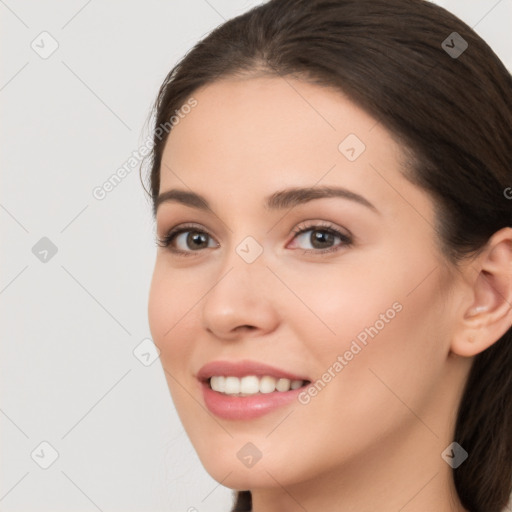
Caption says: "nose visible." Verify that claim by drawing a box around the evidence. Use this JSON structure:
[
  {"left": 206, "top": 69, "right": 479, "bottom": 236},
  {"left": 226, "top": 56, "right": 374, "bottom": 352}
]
[{"left": 201, "top": 246, "right": 280, "bottom": 341}]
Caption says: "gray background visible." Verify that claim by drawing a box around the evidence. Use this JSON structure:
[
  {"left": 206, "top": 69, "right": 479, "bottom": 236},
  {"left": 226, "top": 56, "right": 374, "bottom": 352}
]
[{"left": 1, "top": 1, "right": 511, "bottom": 511}]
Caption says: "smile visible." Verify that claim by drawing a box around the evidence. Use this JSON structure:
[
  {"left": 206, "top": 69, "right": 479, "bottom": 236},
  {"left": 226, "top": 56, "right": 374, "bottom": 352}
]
[
  {"left": 209, "top": 375, "right": 308, "bottom": 395},
  {"left": 197, "top": 360, "right": 312, "bottom": 420}
]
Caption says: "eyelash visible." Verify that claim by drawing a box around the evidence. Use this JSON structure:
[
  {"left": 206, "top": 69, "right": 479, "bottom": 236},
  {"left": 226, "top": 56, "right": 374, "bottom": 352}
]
[{"left": 155, "top": 221, "right": 353, "bottom": 257}]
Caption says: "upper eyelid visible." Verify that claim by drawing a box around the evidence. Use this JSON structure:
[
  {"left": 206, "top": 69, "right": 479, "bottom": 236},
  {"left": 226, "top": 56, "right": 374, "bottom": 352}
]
[
  {"left": 160, "top": 221, "right": 352, "bottom": 251},
  {"left": 160, "top": 220, "right": 346, "bottom": 238}
]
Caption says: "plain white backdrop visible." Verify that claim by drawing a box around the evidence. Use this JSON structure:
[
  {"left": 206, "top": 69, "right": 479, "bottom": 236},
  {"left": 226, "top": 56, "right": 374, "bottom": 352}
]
[{"left": 1, "top": 1, "right": 511, "bottom": 511}]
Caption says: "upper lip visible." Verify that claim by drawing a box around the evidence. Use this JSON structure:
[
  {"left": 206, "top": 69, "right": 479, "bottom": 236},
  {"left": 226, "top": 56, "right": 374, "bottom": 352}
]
[{"left": 197, "top": 360, "right": 310, "bottom": 382}]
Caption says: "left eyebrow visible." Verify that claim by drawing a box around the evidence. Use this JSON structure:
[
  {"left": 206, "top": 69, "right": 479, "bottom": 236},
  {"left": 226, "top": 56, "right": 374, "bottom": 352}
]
[
  {"left": 264, "top": 185, "right": 379, "bottom": 214},
  {"left": 154, "top": 185, "right": 379, "bottom": 215}
]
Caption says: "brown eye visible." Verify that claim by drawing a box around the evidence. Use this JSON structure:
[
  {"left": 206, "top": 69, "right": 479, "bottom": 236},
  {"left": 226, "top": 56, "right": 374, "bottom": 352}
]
[
  {"left": 290, "top": 223, "right": 353, "bottom": 255},
  {"left": 156, "top": 224, "right": 218, "bottom": 255}
]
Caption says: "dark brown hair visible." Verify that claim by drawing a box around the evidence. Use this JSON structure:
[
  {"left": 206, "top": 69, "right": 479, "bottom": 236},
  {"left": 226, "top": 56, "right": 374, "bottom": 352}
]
[{"left": 141, "top": 1, "right": 512, "bottom": 510}]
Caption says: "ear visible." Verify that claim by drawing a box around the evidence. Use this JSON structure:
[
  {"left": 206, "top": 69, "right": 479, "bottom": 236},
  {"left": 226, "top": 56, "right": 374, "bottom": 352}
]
[{"left": 451, "top": 227, "right": 512, "bottom": 358}]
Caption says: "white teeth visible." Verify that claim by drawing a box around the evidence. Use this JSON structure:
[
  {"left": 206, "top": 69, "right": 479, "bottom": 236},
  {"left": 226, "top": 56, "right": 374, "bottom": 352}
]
[
  {"left": 276, "top": 378, "right": 291, "bottom": 392},
  {"left": 259, "top": 376, "right": 276, "bottom": 393},
  {"left": 209, "top": 375, "right": 306, "bottom": 395},
  {"left": 240, "top": 375, "right": 260, "bottom": 394},
  {"left": 224, "top": 376, "right": 240, "bottom": 394},
  {"left": 210, "top": 376, "right": 226, "bottom": 392},
  {"left": 290, "top": 380, "right": 302, "bottom": 390}
]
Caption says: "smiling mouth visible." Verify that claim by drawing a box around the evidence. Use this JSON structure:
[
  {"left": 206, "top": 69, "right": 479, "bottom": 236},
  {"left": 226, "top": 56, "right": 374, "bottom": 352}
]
[{"left": 207, "top": 375, "right": 311, "bottom": 396}]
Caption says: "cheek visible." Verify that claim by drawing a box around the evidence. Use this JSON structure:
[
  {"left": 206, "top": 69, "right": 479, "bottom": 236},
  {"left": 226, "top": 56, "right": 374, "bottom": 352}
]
[
  {"left": 147, "top": 265, "right": 196, "bottom": 369},
  {"left": 148, "top": 267, "right": 204, "bottom": 433},
  {"left": 147, "top": 266, "right": 171, "bottom": 347},
  {"left": 278, "top": 261, "right": 404, "bottom": 360},
  {"left": 300, "top": 248, "right": 447, "bottom": 365},
  {"left": 287, "top": 256, "right": 449, "bottom": 431}
]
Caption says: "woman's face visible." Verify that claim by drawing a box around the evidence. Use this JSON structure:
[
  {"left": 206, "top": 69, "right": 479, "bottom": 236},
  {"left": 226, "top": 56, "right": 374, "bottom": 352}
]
[{"left": 148, "top": 76, "right": 465, "bottom": 490}]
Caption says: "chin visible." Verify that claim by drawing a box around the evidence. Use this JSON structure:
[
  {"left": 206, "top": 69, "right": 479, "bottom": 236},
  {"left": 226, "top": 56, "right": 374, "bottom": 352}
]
[
  {"left": 189, "top": 432, "right": 320, "bottom": 492},
  {"left": 201, "top": 459, "right": 284, "bottom": 490}
]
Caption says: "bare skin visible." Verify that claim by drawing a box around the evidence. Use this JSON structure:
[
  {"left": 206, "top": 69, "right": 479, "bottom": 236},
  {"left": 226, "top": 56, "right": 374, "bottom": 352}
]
[{"left": 148, "top": 75, "right": 512, "bottom": 512}]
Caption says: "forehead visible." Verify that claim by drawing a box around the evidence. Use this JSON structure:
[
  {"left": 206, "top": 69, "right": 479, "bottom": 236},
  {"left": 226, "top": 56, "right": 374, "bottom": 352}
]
[
  {"left": 164, "top": 76, "right": 385, "bottom": 164},
  {"left": 159, "top": 76, "right": 431, "bottom": 220}
]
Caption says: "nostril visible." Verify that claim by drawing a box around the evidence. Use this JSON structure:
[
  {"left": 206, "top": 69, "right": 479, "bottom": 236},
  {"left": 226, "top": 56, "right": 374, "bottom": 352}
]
[{"left": 237, "top": 325, "right": 256, "bottom": 332}]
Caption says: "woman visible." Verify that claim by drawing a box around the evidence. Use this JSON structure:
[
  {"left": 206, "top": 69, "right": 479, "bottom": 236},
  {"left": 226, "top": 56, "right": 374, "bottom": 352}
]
[{"left": 143, "top": 0, "right": 512, "bottom": 510}]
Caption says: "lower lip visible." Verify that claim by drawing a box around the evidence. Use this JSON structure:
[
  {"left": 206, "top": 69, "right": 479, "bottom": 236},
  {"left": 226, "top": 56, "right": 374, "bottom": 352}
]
[{"left": 201, "top": 380, "right": 306, "bottom": 420}]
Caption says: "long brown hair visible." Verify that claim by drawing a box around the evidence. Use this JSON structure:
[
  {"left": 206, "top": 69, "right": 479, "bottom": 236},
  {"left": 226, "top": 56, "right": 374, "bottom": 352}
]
[{"left": 141, "top": 1, "right": 512, "bottom": 510}]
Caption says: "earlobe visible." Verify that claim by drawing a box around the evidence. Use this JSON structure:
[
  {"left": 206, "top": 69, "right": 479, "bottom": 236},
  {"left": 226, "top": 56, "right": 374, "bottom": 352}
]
[{"left": 450, "top": 227, "right": 512, "bottom": 358}]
